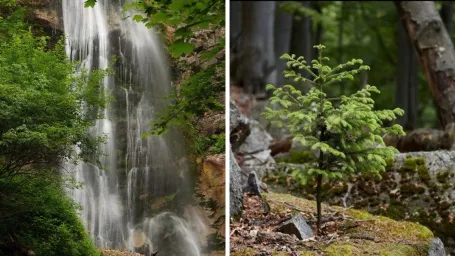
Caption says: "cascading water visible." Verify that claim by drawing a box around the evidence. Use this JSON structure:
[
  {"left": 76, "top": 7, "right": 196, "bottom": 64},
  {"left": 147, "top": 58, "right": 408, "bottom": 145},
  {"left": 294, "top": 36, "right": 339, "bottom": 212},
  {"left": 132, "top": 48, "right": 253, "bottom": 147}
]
[{"left": 62, "top": 1, "right": 203, "bottom": 255}]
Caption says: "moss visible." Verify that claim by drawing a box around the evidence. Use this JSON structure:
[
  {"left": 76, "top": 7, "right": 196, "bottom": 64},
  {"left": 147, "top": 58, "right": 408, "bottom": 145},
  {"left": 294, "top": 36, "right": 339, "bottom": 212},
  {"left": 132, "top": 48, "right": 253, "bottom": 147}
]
[
  {"left": 347, "top": 209, "right": 374, "bottom": 220},
  {"left": 347, "top": 209, "right": 433, "bottom": 242},
  {"left": 271, "top": 250, "right": 289, "bottom": 256},
  {"left": 386, "top": 203, "right": 407, "bottom": 219},
  {"left": 400, "top": 157, "right": 426, "bottom": 173},
  {"left": 231, "top": 247, "right": 256, "bottom": 256},
  {"left": 436, "top": 171, "right": 450, "bottom": 183},
  {"left": 401, "top": 183, "right": 425, "bottom": 195},
  {"left": 417, "top": 165, "right": 431, "bottom": 184},
  {"left": 299, "top": 251, "right": 318, "bottom": 256},
  {"left": 324, "top": 241, "right": 427, "bottom": 256},
  {"left": 324, "top": 243, "right": 354, "bottom": 256}
]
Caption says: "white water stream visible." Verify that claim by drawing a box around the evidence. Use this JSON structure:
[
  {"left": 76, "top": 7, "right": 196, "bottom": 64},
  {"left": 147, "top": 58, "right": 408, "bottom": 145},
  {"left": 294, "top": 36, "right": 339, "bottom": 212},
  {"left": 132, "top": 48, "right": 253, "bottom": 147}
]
[{"left": 62, "top": 1, "right": 202, "bottom": 255}]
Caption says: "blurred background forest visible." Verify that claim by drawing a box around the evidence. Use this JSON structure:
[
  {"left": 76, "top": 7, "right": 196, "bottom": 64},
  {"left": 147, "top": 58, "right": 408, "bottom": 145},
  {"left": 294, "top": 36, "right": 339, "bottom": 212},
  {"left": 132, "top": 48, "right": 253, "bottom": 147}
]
[{"left": 230, "top": 1, "right": 455, "bottom": 130}]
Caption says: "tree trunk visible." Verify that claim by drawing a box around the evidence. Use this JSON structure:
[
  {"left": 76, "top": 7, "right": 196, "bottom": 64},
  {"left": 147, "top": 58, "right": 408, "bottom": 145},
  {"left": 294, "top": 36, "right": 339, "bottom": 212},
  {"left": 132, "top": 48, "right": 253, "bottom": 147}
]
[
  {"left": 316, "top": 174, "right": 322, "bottom": 235},
  {"left": 291, "top": 1, "right": 313, "bottom": 62},
  {"left": 397, "top": 20, "right": 418, "bottom": 130},
  {"left": 230, "top": 1, "right": 242, "bottom": 41},
  {"left": 440, "top": 1, "right": 453, "bottom": 35},
  {"left": 313, "top": 1, "right": 324, "bottom": 59},
  {"left": 396, "top": 1, "right": 455, "bottom": 128},
  {"left": 231, "top": 1, "right": 276, "bottom": 97},
  {"left": 338, "top": 2, "right": 345, "bottom": 94},
  {"left": 291, "top": 1, "right": 313, "bottom": 91},
  {"left": 274, "top": 1, "right": 293, "bottom": 87}
]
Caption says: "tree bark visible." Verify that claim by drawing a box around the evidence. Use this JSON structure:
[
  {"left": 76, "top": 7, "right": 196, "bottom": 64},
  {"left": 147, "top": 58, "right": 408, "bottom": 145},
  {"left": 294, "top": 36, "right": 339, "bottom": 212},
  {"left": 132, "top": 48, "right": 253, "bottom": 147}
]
[
  {"left": 274, "top": 1, "right": 293, "bottom": 87},
  {"left": 291, "top": 1, "right": 314, "bottom": 92},
  {"left": 440, "top": 1, "right": 453, "bottom": 35},
  {"left": 396, "top": 1, "right": 455, "bottom": 128},
  {"left": 231, "top": 1, "right": 276, "bottom": 97},
  {"left": 397, "top": 20, "right": 418, "bottom": 130},
  {"left": 338, "top": 2, "right": 345, "bottom": 93},
  {"left": 230, "top": 1, "right": 242, "bottom": 41}
]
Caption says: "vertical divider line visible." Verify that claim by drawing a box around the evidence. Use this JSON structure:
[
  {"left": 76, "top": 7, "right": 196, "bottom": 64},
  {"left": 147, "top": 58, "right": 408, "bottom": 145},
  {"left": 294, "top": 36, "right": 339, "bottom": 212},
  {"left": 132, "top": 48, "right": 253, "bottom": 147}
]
[{"left": 225, "top": 0, "right": 230, "bottom": 254}]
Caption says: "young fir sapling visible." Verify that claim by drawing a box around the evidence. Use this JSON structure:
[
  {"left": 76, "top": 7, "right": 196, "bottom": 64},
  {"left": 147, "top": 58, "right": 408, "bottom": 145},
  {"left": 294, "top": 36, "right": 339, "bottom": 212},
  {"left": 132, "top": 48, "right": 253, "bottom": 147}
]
[{"left": 262, "top": 45, "right": 405, "bottom": 235}]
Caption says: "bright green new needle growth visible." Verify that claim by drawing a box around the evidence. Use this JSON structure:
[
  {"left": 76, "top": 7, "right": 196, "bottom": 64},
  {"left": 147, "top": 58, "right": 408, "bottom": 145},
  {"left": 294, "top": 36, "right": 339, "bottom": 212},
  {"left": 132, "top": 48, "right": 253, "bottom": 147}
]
[{"left": 262, "top": 44, "right": 405, "bottom": 234}]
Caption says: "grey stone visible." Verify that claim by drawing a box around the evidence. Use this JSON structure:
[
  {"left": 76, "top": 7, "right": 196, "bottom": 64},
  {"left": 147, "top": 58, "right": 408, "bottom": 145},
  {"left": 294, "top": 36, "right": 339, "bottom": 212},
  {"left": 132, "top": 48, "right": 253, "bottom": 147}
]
[
  {"left": 230, "top": 101, "right": 250, "bottom": 151},
  {"left": 429, "top": 237, "right": 446, "bottom": 256},
  {"left": 238, "top": 119, "right": 272, "bottom": 155},
  {"left": 276, "top": 214, "right": 313, "bottom": 240},
  {"left": 242, "top": 171, "right": 270, "bottom": 214},
  {"left": 243, "top": 171, "right": 261, "bottom": 196},
  {"left": 230, "top": 149, "right": 244, "bottom": 217}
]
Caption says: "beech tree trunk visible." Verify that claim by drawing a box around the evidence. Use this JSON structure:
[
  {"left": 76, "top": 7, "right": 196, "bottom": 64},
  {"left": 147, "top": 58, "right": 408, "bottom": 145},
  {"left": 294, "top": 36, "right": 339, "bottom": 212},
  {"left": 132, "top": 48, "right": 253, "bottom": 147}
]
[
  {"left": 231, "top": 1, "right": 276, "bottom": 97},
  {"left": 440, "top": 1, "right": 453, "bottom": 35},
  {"left": 274, "top": 1, "right": 293, "bottom": 87},
  {"left": 230, "top": 1, "right": 241, "bottom": 41},
  {"left": 291, "top": 1, "right": 314, "bottom": 91},
  {"left": 397, "top": 20, "right": 418, "bottom": 130},
  {"left": 396, "top": 1, "right": 455, "bottom": 128}
]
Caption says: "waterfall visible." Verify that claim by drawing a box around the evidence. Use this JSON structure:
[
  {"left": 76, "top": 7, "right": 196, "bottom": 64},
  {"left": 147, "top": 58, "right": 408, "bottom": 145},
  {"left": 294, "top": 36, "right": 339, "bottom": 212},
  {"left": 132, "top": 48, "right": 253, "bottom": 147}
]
[{"left": 62, "top": 1, "right": 202, "bottom": 255}]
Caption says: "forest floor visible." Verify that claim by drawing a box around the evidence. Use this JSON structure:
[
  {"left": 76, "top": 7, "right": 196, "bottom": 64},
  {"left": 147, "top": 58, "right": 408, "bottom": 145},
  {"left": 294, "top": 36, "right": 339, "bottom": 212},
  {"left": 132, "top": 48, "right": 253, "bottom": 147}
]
[
  {"left": 100, "top": 249, "right": 144, "bottom": 256},
  {"left": 230, "top": 192, "right": 436, "bottom": 256}
]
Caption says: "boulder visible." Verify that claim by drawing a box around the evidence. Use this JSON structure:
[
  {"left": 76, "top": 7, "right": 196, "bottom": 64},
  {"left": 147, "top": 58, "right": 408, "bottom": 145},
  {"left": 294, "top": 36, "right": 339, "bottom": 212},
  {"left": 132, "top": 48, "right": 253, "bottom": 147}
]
[
  {"left": 429, "top": 237, "right": 446, "bottom": 256},
  {"left": 275, "top": 214, "right": 313, "bottom": 240}
]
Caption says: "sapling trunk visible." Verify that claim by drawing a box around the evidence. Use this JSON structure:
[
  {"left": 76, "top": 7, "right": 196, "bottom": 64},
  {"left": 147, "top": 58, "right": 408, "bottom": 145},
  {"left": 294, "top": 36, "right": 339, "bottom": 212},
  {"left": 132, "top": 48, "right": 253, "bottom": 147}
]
[
  {"left": 316, "top": 173, "right": 323, "bottom": 235},
  {"left": 316, "top": 123, "right": 325, "bottom": 235}
]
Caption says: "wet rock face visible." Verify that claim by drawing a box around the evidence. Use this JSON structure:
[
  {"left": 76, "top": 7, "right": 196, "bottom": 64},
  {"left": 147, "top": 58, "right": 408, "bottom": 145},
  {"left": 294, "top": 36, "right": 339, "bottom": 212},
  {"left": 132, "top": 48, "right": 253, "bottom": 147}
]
[
  {"left": 275, "top": 214, "right": 313, "bottom": 240},
  {"left": 19, "top": 0, "right": 63, "bottom": 31}
]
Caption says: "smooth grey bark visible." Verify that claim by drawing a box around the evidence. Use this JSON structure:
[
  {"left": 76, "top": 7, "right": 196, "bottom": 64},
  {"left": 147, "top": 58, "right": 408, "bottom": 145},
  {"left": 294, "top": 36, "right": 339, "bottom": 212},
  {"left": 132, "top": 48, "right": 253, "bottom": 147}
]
[
  {"left": 440, "top": 1, "right": 453, "bottom": 35},
  {"left": 397, "top": 20, "right": 418, "bottom": 130},
  {"left": 230, "top": 1, "right": 242, "bottom": 41},
  {"left": 396, "top": 1, "right": 455, "bottom": 128},
  {"left": 274, "top": 1, "right": 294, "bottom": 87},
  {"left": 291, "top": 1, "right": 313, "bottom": 63},
  {"left": 231, "top": 1, "right": 276, "bottom": 97},
  {"left": 337, "top": 2, "right": 345, "bottom": 93},
  {"left": 313, "top": 2, "right": 324, "bottom": 59},
  {"left": 290, "top": 1, "right": 314, "bottom": 92}
]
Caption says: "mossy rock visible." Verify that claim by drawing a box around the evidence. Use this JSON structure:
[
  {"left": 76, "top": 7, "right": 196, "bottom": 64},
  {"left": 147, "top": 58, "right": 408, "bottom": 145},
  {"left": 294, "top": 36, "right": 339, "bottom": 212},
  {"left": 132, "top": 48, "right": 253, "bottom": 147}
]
[
  {"left": 436, "top": 171, "right": 450, "bottom": 184},
  {"left": 324, "top": 240, "right": 428, "bottom": 256},
  {"left": 399, "top": 157, "right": 426, "bottom": 173}
]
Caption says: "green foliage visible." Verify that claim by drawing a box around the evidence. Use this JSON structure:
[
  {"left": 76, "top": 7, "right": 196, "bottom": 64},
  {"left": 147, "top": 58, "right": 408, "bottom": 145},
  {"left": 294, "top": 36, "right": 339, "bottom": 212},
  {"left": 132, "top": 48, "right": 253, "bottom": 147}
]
[
  {"left": 84, "top": 0, "right": 96, "bottom": 8},
  {"left": 150, "top": 63, "right": 224, "bottom": 135},
  {"left": 0, "top": 6, "right": 109, "bottom": 180},
  {"left": 124, "top": 0, "right": 225, "bottom": 58},
  {"left": 263, "top": 45, "right": 404, "bottom": 193},
  {"left": 148, "top": 62, "right": 224, "bottom": 155},
  {"left": 0, "top": 6, "right": 105, "bottom": 254},
  {"left": 0, "top": 173, "right": 99, "bottom": 256},
  {"left": 121, "top": 0, "right": 225, "bottom": 156}
]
